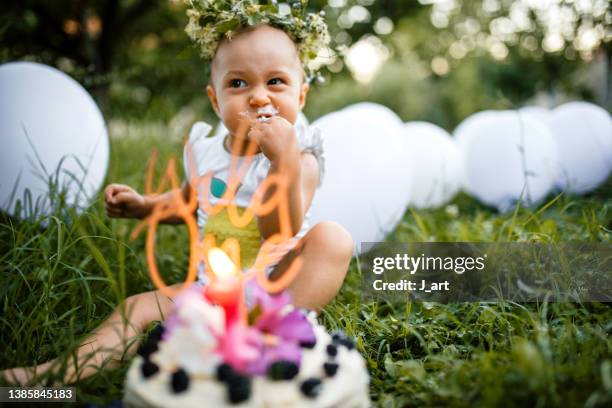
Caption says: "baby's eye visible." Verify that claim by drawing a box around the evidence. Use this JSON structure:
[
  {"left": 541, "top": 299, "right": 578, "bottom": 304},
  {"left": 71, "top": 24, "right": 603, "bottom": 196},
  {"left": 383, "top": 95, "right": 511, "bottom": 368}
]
[
  {"left": 229, "top": 79, "right": 247, "bottom": 88},
  {"left": 268, "top": 78, "right": 284, "bottom": 86}
]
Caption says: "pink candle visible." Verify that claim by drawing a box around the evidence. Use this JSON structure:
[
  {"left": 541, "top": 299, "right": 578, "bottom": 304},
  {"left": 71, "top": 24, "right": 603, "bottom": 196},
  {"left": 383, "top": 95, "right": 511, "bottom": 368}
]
[
  {"left": 204, "top": 248, "right": 245, "bottom": 326},
  {"left": 205, "top": 277, "right": 241, "bottom": 325}
]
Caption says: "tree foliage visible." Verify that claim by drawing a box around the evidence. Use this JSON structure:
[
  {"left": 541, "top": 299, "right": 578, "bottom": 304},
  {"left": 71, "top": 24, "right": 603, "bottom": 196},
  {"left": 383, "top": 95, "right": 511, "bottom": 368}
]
[{"left": 1, "top": 0, "right": 609, "bottom": 124}]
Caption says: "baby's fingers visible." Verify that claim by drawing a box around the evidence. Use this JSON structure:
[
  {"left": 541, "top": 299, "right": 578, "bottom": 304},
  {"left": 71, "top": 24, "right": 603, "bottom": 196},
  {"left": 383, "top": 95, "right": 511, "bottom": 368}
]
[
  {"left": 104, "top": 184, "right": 117, "bottom": 203},
  {"left": 105, "top": 203, "right": 123, "bottom": 218},
  {"left": 114, "top": 191, "right": 139, "bottom": 206},
  {"left": 105, "top": 183, "right": 130, "bottom": 203}
]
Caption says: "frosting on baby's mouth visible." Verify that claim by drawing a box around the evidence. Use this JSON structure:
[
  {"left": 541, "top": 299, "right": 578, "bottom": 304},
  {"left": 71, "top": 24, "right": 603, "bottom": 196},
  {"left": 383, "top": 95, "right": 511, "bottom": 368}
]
[
  {"left": 256, "top": 105, "right": 279, "bottom": 122},
  {"left": 239, "top": 105, "right": 279, "bottom": 123}
]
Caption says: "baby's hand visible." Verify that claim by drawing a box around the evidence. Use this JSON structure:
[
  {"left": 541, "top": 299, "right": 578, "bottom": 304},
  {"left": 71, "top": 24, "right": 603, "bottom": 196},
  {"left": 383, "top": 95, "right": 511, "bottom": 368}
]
[
  {"left": 104, "top": 183, "right": 148, "bottom": 219},
  {"left": 248, "top": 116, "right": 299, "bottom": 167}
]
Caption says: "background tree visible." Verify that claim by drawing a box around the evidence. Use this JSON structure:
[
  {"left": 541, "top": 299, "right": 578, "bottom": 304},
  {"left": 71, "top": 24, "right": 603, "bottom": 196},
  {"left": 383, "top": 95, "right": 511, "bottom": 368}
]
[
  {"left": 306, "top": 0, "right": 610, "bottom": 127},
  {"left": 1, "top": 0, "right": 609, "bottom": 127},
  {"left": 1, "top": 1, "right": 170, "bottom": 103}
]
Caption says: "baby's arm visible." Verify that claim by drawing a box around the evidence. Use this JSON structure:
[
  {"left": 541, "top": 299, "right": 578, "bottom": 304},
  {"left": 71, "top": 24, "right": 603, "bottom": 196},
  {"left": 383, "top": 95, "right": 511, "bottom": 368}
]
[
  {"left": 248, "top": 116, "right": 319, "bottom": 238},
  {"left": 104, "top": 182, "right": 193, "bottom": 224}
]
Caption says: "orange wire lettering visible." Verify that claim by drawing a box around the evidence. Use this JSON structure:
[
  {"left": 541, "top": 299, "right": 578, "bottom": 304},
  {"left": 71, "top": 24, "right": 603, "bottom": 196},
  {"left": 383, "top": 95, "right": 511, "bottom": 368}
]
[{"left": 131, "top": 119, "right": 303, "bottom": 300}]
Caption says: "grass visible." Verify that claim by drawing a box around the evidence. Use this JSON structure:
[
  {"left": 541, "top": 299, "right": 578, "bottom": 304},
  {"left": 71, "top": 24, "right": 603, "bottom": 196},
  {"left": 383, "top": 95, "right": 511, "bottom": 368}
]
[{"left": 1, "top": 121, "right": 611, "bottom": 407}]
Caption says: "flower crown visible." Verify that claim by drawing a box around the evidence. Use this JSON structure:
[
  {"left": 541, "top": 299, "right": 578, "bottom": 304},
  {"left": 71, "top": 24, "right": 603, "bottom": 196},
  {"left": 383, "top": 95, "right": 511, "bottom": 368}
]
[{"left": 183, "top": 0, "right": 331, "bottom": 83}]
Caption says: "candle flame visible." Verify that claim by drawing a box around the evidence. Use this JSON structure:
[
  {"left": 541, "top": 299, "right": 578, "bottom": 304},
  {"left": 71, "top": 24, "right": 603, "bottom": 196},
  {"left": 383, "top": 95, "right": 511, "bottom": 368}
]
[{"left": 208, "top": 247, "right": 237, "bottom": 279}]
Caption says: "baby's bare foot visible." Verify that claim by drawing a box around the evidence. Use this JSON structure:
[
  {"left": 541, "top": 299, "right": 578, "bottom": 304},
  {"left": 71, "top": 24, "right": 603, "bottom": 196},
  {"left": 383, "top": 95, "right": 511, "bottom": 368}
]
[
  {"left": 1, "top": 367, "right": 35, "bottom": 386},
  {"left": 1, "top": 361, "right": 58, "bottom": 386}
]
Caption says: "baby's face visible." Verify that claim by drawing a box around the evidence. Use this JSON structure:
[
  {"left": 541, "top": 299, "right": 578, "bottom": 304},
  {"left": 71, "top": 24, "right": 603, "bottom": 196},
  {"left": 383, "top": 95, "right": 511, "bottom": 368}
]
[{"left": 206, "top": 24, "right": 309, "bottom": 139}]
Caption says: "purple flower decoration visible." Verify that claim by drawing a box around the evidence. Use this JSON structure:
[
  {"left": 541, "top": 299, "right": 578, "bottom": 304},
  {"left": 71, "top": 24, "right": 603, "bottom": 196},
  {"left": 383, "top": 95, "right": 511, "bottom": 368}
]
[
  {"left": 244, "top": 282, "right": 316, "bottom": 375},
  {"left": 218, "top": 322, "right": 262, "bottom": 373},
  {"left": 159, "top": 282, "right": 316, "bottom": 377}
]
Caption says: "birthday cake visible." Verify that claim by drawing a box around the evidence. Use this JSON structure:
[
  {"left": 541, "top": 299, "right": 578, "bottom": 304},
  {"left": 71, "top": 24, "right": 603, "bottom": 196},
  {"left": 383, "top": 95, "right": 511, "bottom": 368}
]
[{"left": 123, "top": 282, "right": 370, "bottom": 407}]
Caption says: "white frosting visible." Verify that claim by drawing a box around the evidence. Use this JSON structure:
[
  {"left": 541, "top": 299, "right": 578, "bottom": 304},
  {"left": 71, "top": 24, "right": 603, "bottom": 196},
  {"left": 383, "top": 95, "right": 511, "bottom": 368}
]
[
  {"left": 253, "top": 105, "right": 279, "bottom": 122},
  {"left": 124, "top": 319, "right": 370, "bottom": 407},
  {"left": 154, "top": 326, "right": 221, "bottom": 376}
]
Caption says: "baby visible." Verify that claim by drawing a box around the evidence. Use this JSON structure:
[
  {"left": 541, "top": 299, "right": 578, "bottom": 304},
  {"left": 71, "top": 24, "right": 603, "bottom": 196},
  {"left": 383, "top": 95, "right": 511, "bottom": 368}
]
[{"left": 3, "top": 2, "right": 352, "bottom": 385}]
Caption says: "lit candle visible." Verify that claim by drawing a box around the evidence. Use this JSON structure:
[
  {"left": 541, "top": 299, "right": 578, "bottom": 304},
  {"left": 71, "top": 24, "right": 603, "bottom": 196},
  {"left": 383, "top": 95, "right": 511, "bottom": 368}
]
[{"left": 204, "top": 247, "right": 243, "bottom": 326}]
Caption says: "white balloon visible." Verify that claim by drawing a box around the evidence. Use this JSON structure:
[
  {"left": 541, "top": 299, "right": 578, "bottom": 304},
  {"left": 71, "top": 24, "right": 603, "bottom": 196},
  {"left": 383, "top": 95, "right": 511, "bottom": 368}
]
[
  {"left": 519, "top": 106, "right": 552, "bottom": 127},
  {"left": 402, "top": 122, "right": 464, "bottom": 208},
  {"left": 455, "top": 110, "right": 559, "bottom": 212},
  {"left": 518, "top": 106, "right": 561, "bottom": 183},
  {"left": 0, "top": 62, "right": 109, "bottom": 219},
  {"left": 549, "top": 101, "right": 612, "bottom": 193},
  {"left": 334, "top": 102, "right": 409, "bottom": 202},
  {"left": 309, "top": 103, "right": 410, "bottom": 252},
  {"left": 453, "top": 110, "right": 500, "bottom": 147}
]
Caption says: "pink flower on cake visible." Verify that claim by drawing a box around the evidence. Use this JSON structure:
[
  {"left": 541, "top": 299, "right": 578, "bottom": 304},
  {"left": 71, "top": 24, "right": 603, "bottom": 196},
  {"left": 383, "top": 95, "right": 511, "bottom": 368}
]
[
  {"left": 160, "top": 283, "right": 315, "bottom": 377},
  {"left": 244, "top": 282, "right": 316, "bottom": 375},
  {"left": 217, "top": 322, "right": 262, "bottom": 373},
  {"left": 213, "top": 283, "right": 315, "bottom": 375}
]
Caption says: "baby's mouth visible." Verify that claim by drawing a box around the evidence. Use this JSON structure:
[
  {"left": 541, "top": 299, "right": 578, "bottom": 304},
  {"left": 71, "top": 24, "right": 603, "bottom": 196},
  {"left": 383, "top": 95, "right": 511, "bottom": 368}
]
[{"left": 255, "top": 105, "right": 278, "bottom": 122}]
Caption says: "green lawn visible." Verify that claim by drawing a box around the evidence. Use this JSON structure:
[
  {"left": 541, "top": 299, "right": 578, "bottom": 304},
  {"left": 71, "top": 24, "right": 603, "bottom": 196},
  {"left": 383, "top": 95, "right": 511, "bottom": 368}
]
[{"left": 1, "top": 124, "right": 611, "bottom": 407}]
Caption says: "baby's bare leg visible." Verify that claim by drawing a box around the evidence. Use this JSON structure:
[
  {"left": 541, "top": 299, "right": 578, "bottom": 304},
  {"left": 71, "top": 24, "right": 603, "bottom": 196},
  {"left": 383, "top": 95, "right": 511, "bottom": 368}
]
[
  {"left": 2, "top": 284, "right": 182, "bottom": 385},
  {"left": 270, "top": 221, "right": 353, "bottom": 310}
]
